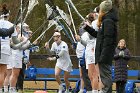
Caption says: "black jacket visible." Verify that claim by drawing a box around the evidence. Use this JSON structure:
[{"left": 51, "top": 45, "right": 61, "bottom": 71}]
[
  {"left": 84, "top": 8, "right": 118, "bottom": 65},
  {"left": 0, "top": 26, "right": 14, "bottom": 36},
  {"left": 114, "top": 47, "right": 131, "bottom": 82}
]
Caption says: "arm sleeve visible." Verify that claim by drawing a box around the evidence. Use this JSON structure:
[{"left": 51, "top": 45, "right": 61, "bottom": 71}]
[
  {"left": 0, "top": 26, "right": 14, "bottom": 36},
  {"left": 11, "top": 36, "right": 21, "bottom": 44},
  {"left": 19, "top": 41, "right": 31, "bottom": 50},
  {"left": 57, "top": 50, "right": 65, "bottom": 57},
  {"left": 99, "top": 19, "right": 115, "bottom": 63},
  {"left": 114, "top": 48, "right": 120, "bottom": 60},
  {"left": 57, "top": 43, "right": 68, "bottom": 58},
  {"left": 123, "top": 49, "right": 131, "bottom": 60},
  {"left": 11, "top": 40, "right": 28, "bottom": 49},
  {"left": 61, "top": 43, "right": 68, "bottom": 51},
  {"left": 84, "top": 25, "right": 97, "bottom": 38},
  {"left": 80, "top": 39, "right": 87, "bottom": 47}
]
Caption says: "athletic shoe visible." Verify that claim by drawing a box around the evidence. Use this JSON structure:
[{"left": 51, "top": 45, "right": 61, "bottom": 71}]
[
  {"left": 9, "top": 88, "right": 18, "bottom": 93},
  {"left": 65, "top": 89, "right": 69, "bottom": 93},
  {"left": 58, "top": 84, "right": 64, "bottom": 93},
  {"left": 78, "top": 89, "right": 84, "bottom": 93}
]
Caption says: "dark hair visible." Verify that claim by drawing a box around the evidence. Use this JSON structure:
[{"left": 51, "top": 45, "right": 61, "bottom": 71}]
[
  {"left": 95, "top": 6, "right": 100, "bottom": 13},
  {"left": 1, "top": 4, "right": 9, "bottom": 16},
  {"left": 88, "top": 13, "right": 95, "bottom": 22},
  {"left": 92, "top": 6, "right": 100, "bottom": 13}
]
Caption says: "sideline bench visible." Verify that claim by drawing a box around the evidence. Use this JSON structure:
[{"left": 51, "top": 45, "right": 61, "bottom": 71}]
[
  {"left": 125, "top": 70, "right": 140, "bottom": 93},
  {"left": 24, "top": 68, "right": 80, "bottom": 90},
  {"left": 112, "top": 67, "right": 140, "bottom": 92},
  {"left": 24, "top": 67, "right": 140, "bottom": 92}
]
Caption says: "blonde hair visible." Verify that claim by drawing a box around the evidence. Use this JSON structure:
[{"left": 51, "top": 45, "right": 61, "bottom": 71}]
[
  {"left": 117, "top": 39, "right": 126, "bottom": 47},
  {"left": 97, "top": 10, "right": 105, "bottom": 28}
]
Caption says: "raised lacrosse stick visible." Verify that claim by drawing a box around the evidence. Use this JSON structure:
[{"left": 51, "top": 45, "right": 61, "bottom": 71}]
[{"left": 23, "top": 0, "right": 39, "bottom": 23}]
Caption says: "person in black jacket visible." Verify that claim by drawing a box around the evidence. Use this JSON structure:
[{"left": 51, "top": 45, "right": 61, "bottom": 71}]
[
  {"left": 83, "top": 0, "right": 118, "bottom": 92},
  {"left": 114, "top": 39, "right": 131, "bottom": 93}
]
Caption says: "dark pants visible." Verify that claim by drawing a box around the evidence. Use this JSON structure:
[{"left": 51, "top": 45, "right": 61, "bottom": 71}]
[
  {"left": 81, "top": 65, "right": 92, "bottom": 91},
  {"left": 99, "top": 63, "right": 112, "bottom": 93},
  {"left": 116, "top": 81, "right": 126, "bottom": 93},
  {"left": 16, "top": 63, "right": 26, "bottom": 90}
]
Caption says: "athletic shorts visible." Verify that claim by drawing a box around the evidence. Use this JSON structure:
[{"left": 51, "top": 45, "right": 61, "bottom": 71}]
[
  {"left": 85, "top": 47, "right": 95, "bottom": 69},
  {"left": 7, "top": 54, "right": 22, "bottom": 69},
  {"left": 7, "top": 55, "right": 12, "bottom": 69},
  {"left": 56, "top": 61, "right": 73, "bottom": 72},
  {"left": 85, "top": 40, "right": 96, "bottom": 69},
  {"left": 0, "top": 53, "right": 10, "bottom": 65}
]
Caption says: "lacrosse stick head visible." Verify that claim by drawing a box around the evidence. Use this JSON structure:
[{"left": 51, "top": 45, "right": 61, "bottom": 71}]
[
  {"left": 45, "top": 4, "right": 53, "bottom": 19},
  {"left": 28, "top": 0, "right": 39, "bottom": 13}
]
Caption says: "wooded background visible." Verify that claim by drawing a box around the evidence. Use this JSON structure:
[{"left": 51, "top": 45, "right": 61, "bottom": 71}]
[{"left": 1, "top": 0, "right": 140, "bottom": 68}]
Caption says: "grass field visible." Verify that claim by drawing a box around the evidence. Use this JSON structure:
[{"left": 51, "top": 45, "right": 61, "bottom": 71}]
[
  {"left": 23, "top": 81, "right": 140, "bottom": 93},
  {"left": 23, "top": 81, "right": 117, "bottom": 93},
  {"left": 23, "top": 81, "right": 76, "bottom": 93}
]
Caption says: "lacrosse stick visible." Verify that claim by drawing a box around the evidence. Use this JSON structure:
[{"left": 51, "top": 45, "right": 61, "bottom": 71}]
[
  {"left": 23, "top": 0, "right": 39, "bottom": 23},
  {"left": 65, "top": 0, "right": 84, "bottom": 21},
  {"left": 32, "top": 20, "right": 55, "bottom": 43},
  {"left": 65, "top": 1, "right": 77, "bottom": 35}
]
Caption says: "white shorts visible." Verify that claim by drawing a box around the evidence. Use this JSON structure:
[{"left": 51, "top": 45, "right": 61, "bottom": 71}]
[
  {"left": 56, "top": 61, "right": 73, "bottom": 72},
  {"left": 85, "top": 40, "right": 96, "bottom": 69},
  {"left": 7, "top": 55, "right": 13, "bottom": 69},
  {"left": 7, "top": 54, "right": 22, "bottom": 69},
  {"left": 85, "top": 47, "right": 96, "bottom": 69},
  {"left": 0, "top": 53, "right": 10, "bottom": 65}
]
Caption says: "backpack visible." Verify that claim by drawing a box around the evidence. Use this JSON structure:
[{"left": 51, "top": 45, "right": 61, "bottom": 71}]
[
  {"left": 26, "top": 65, "right": 37, "bottom": 80},
  {"left": 72, "top": 79, "right": 86, "bottom": 93}
]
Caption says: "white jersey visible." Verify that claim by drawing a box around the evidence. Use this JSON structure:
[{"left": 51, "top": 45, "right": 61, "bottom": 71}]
[
  {"left": 86, "top": 20, "right": 99, "bottom": 49},
  {"left": 23, "top": 40, "right": 31, "bottom": 64},
  {"left": 51, "top": 41, "right": 73, "bottom": 72},
  {"left": 85, "top": 20, "right": 99, "bottom": 68},
  {"left": 0, "top": 19, "right": 17, "bottom": 55},
  {"left": 24, "top": 49, "right": 30, "bottom": 59},
  {"left": 76, "top": 42, "right": 85, "bottom": 58},
  {"left": 92, "top": 20, "right": 99, "bottom": 31},
  {"left": 76, "top": 32, "right": 89, "bottom": 58}
]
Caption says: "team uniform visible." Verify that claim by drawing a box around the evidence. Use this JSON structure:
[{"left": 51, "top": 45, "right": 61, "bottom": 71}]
[
  {"left": 22, "top": 38, "right": 30, "bottom": 64},
  {"left": 7, "top": 49, "right": 23, "bottom": 69},
  {"left": 76, "top": 31, "right": 90, "bottom": 67},
  {"left": 76, "top": 42, "right": 85, "bottom": 67},
  {"left": 85, "top": 20, "right": 99, "bottom": 69},
  {"left": 51, "top": 41, "right": 73, "bottom": 72},
  {"left": 7, "top": 37, "right": 30, "bottom": 69},
  {"left": 0, "top": 19, "right": 17, "bottom": 65}
]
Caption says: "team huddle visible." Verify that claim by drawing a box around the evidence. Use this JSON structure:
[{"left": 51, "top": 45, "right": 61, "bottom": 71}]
[{"left": 0, "top": 0, "right": 119, "bottom": 93}]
